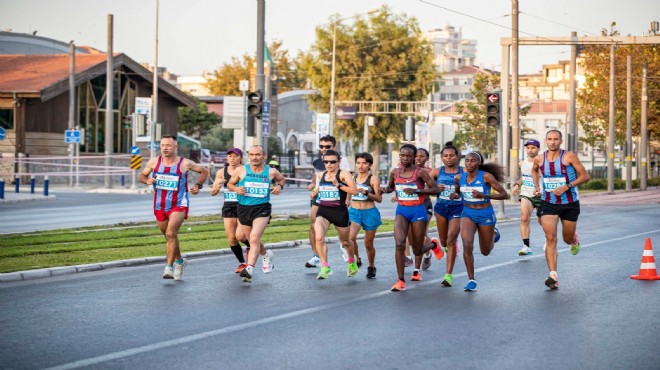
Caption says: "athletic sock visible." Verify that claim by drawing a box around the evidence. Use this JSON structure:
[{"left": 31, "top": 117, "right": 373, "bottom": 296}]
[
  {"left": 242, "top": 239, "right": 251, "bottom": 248},
  {"left": 523, "top": 239, "right": 530, "bottom": 247},
  {"left": 175, "top": 258, "right": 184, "bottom": 264},
  {"left": 230, "top": 245, "right": 245, "bottom": 263}
]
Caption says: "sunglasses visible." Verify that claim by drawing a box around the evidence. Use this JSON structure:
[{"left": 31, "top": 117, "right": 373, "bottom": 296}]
[
  {"left": 319, "top": 145, "right": 333, "bottom": 149},
  {"left": 323, "top": 160, "right": 338, "bottom": 164}
]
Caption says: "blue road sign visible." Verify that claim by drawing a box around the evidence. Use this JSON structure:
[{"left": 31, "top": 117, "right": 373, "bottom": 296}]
[
  {"left": 147, "top": 142, "right": 160, "bottom": 150},
  {"left": 0, "top": 127, "right": 5, "bottom": 141},
  {"left": 65, "top": 129, "right": 81, "bottom": 143},
  {"left": 262, "top": 100, "right": 271, "bottom": 138},
  {"left": 130, "top": 146, "right": 141, "bottom": 155}
]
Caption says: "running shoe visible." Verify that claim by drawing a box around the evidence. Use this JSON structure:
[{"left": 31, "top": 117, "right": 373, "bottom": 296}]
[
  {"left": 240, "top": 267, "right": 252, "bottom": 283},
  {"left": 366, "top": 266, "right": 377, "bottom": 279},
  {"left": 430, "top": 238, "right": 445, "bottom": 260},
  {"left": 173, "top": 259, "right": 187, "bottom": 281},
  {"left": 305, "top": 255, "right": 320, "bottom": 268},
  {"left": 404, "top": 256, "right": 413, "bottom": 267},
  {"left": 261, "top": 249, "right": 274, "bottom": 273},
  {"left": 441, "top": 273, "right": 453, "bottom": 287},
  {"left": 391, "top": 280, "right": 406, "bottom": 291},
  {"left": 162, "top": 265, "right": 174, "bottom": 279},
  {"left": 356, "top": 257, "right": 363, "bottom": 268},
  {"left": 518, "top": 246, "right": 533, "bottom": 256},
  {"left": 545, "top": 271, "right": 559, "bottom": 289},
  {"left": 347, "top": 262, "right": 359, "bottom": 277},
  {"left": 341, "top": 245, "right": 349, "bottom": 262},
  {"left": 411, "top": 271, "right": 422, "bottom": 281},
  {"left": 235, "top": 263, "right": 248, "bottom": 273},
  {"left": 494, "top": 227, "right": 501, "bottom": 243},
  {"left": 421, "top": 253, "right": 432, "bottom": 270},
  {"left": 463, "top": 280, "right": 478, "bottom": 291},
  {"left": 570, "top": 232, "right": 580, "bottom": 255},
  {"left": 317, "top": 266, "right": 333, "bottom": 280}
]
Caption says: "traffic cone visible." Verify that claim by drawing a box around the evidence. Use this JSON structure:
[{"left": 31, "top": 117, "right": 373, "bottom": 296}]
[{"left": 630, "top": 238, "right": 660, "bottom": 280}]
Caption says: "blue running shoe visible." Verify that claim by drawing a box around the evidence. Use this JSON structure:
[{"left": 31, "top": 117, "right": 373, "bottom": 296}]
[
  {"left": 494, "top": 227, "right": 500, "bottom": 243},
  {"left": 464, "top": 280, "right": 477, "bottom": 292}
]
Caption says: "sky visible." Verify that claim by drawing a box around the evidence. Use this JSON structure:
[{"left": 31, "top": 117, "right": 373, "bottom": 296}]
[{"left": 1, "top": 0, "right": 658, "bottom": 77}]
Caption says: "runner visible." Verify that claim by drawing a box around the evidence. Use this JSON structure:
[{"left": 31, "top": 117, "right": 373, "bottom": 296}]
[
  {"left": 210, "top": 147, "right": 251, "bottom": 273},
  {"left": 429, "top": 141, "right": 463, "bottom": 287},
  {"left": 139, "top": 135, "right": 209, "bottom": 280},
  {"left": 512, "top": 139, "right": 542, "bottom": 256},
  {"left": 532, "top": 129, "right": 590, "bottom": 289},
  {"left": 450, "top": 152, "right": 509, "bottom": 291},
  {"left": 312, "top": 150, "right": 358, "bottom": 280},
  {"left": 407, "top": 148, "right": 440, "bottom": 282},
  {"left": 226, "top": 145, "right": 286, "bottom": 283},
  {"left": 382, "top": 144, "right": 442, "bottom": 292},
  {"left": 348, "top": 152, "right": 383, "bottom": 279},
  {"left": 305, "top": 135, "right": 351, "bottom": 268}
]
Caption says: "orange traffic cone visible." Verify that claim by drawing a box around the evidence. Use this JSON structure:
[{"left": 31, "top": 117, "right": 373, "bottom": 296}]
[{"left": 631, "top": 238, "right": 660, "bottom": 280}]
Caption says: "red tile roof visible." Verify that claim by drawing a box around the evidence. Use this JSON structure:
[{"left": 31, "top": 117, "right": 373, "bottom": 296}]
[{"left": 527, "top": 100, "right": 568, "bottom": 114}]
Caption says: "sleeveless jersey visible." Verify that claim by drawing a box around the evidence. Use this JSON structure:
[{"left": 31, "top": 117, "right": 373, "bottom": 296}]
[
  {"left": 519, "top": 158, "right": 540, "bottom": 198},
  {"left": 459, "top": 170, "right": 491, "bottom": 206},
  {"left": 352, "top": 174, "right": 373, "bottom": 202},
  {"left": 223, "top": 166, "right": 238, "bottom": 204},
  {"left": 540, "top": 150, "right": 579, "bottom": 204},
  {"left": 436, "top": 166, "right": 463, "bottom": 205},
  {"left": 318, "top": 171, "right": 348, "bottom": 208},
  {"left": 152, "top": 156, "right": 189, "bottom": 211},
  {"left": 237, "top": 164, "right": 271, "bottom": 206},
  {"left": 395, "top": 167, "right": 425, "bottom": 206}
]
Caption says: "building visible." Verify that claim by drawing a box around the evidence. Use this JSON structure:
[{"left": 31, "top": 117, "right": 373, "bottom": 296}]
[{"left": 423, "top": 25, "right": 477, "bottom": 74}]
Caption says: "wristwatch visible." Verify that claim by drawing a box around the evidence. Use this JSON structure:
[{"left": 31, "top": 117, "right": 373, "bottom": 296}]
[
  {"left": 195, "top": 183, "right": 204, "bottom": 189},
  {"left": 566, "top": 183, "right": 573, "bottom": 189}
]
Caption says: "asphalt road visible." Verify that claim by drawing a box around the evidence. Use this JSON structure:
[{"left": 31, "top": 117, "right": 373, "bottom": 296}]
[{"left": 1, "top": 194, "right": 659, "bottom": 369}]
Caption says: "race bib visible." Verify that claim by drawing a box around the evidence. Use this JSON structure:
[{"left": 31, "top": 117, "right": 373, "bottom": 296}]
[
  {"left": 521, "top": 174, "right": 535, "bottom": 191},
  {"left": 244, "top": 181, "right": 269, "bottom": 198},
  {"left": 155, "top": 174, "right": 179, "bottom": 191},
  {"left": 318, "top": 185, "right": 340, "bottom": 201},
  {"left": 353, "top": 184, "right": 370, "bottom": 201},
  {"left": 438, "top": 184, "right": 455, "bottom": 200},
  {"left": 461, "top": 185, "right": 485, "bottom": 202},
  {"left": 395, "top": 184, "right": 419, "bottom": 201},
  {"left": 543, "top": 176, "right": 566, "bottom": 192},
  {"left": 224, "top": 190, "right": 238, "bottom": 202}
]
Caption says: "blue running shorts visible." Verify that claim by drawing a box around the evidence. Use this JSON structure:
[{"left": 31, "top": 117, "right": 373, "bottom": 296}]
[
  {"left": 461, "top": 206, "right": 497, "bottom": 226},
  {"left": 349, "top": 207, "right": 383, "bottom": 231},
  {"left": 395, "top": 204, "right": 428, "bottom": 223},
  {"left": 434, "top": 201, "right": 463, "bottom": 220}
]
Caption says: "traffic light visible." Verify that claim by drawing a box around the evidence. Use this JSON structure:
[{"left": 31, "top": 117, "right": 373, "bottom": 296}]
[
  {"left": 247, "top": 114, "right": 255, "bottom": 137},
  {"left": 486, "top": 92, "right": 501, "bottom": 127},
  {"left": 247, "top": 90, "right": 264, "bottom": 119}
]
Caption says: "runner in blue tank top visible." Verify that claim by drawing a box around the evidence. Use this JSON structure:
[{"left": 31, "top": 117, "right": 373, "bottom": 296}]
[
  {"left": 227, "top": 145, "right": 286, "bottom": 284},
  {"left": 450, "top": 152, "right": 509, "bottom": 291},
  {"left": 532, "top": 129, "right": 590, "bottom": 290}
]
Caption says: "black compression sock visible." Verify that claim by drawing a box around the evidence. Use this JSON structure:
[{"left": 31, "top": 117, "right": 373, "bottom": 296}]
[{"left": 230, "top": 245, "right": 245, "bottom": 263}]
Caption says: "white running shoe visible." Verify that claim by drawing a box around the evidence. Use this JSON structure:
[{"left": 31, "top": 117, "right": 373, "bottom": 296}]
[
  {"left": 421, "top": 253, "right": 432, "bottom": 270},
  {"left": 173, "top": 259, "right": 188, "bottom": 280},
  {"left": 262, "top": 249, "right": 274, "bottom": 273},
  {"left": 341, "top": 245, "right": 349, "bottom": 262},
  {"left": 518, "top": 246, "right": 532, "bottom": 256},
  {"left": 162, "top": 265, "right": 174, "bottom": 279},
  {"left": 305, "top": 255, "right": 320, "bottom": 268}
]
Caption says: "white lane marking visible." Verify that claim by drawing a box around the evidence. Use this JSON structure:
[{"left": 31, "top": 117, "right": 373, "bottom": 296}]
[{"left": 45, "top": 228, "right": 660, "bottom": 370}]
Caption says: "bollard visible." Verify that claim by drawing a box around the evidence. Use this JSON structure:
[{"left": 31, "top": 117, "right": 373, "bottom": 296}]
[
  {"left": 15, "top": 175, "right": 19, "bottom": 193},
  {"left": 0, "top": 179, "right": 4, "bottom": 199},
  {"left": 121, "top": 175, "right": 125, "bottom": 188},
  {"left": 30, "top": 175, "right": 36, "bottom": 194},
  {"left": 44, "top": 176, "right": 49, "bottom": 197}
]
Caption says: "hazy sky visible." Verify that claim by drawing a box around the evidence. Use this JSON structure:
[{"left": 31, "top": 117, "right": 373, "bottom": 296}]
[{"left": 1, "top": 0, "right": 658, "bottom": 76}]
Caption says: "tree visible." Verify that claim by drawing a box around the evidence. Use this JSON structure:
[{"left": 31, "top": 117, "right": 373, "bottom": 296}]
[
  {"left": 453, "top": 73, "right": 501, "bottom": 156},
  {"left": 178, "top": 100, "right": 221, "bottom": 140},
  {"left": 201, "top": 124, "right": 233, "bottom": 151},
  {"left": 301, "top": 6, "right": 436, "bottom": 150},
  {"left": 207, "top": 54, "right": 254, "bottom": 96}
]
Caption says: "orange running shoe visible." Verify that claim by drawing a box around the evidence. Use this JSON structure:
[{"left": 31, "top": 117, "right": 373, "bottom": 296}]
[
  {"left": 411, "top": 271, "right": 422, "bottom": 281},
  {"left": 235, "top": 263, "right": 248, "bottom": 273},
  {"left": 431, "top": 238, "right": 444, "bottom": 260},
  {"left": 391, "top": 280, "right": 406, "bottom": 291}
]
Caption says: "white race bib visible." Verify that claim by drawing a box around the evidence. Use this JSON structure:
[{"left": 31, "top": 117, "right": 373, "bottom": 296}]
[
  {"left": 461, "top": 185, "right": 485, "bottom": 202},
  {"left": 395, "top": 184, "right": 419, "bottom": 201},
  {"left": 543, "top": 176, "right": 566, "bottom": 192},
  {"left": 244, "top": 181, "right": 269, "bottom": 198},
  {"left": 318, "top": 185, "right": 340, "bottom": 201},
  {"left": 155, "top": 174, "right": 179, "bottom": 191}
]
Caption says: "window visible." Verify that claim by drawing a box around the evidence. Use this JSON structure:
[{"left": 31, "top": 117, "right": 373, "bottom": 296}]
[
  {"left": 0, "top": 109, "right": 13, "bottom": 130},
  {"left": 545, "top": 119, "right": 561, "bottom": 129}
]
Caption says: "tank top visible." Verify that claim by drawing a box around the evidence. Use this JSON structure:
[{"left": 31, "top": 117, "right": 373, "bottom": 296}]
[
  {"left": 395, "top": 166, "right": 425, "bottom": 206},
  {"left": 318, "top": 171, "right": 348, "bottom": 208},
  {"left": 459, "top": 170, "right": 491, "bottom": 206},
  {"left": 223, "top": 166, "right": 238, "bottom": 205},
  {"left": 352, "top": 174, "right": 373, "bottom": 202},
  {"left": 237, "top": 164, "right": 271, "bottom": 206},
  {"left": 436, "top": 166, "right": 463, "bottom": 205},
  {"left": 519, "top": 159, "right": 538, "bottom": 197},
  {"left": 540, "top": 150, "right": 579, "bottom": 204},
  {"left": 152, "top": 156, "right": 189, "bottom": 211}
]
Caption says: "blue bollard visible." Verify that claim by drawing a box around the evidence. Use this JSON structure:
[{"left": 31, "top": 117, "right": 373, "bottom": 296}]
[
  {"left": 30, "top": 176, "right": 36, "bottom": 194},
  {"left": 44, "top": 176, "right": 49, "bottom": 197},
  {"left": 15, "top": 175, "right": 19, "bottom": 193},
  {"left": 0, "top": 179, "right": 4, "bottom": 199},
  {"left": 121, "top": 175, "right": 125, "bottom": 187}
]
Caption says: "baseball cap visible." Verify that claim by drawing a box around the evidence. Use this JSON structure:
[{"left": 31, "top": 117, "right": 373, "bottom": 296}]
[
  {"left": 227, "top": 147, "right": 243, "bottom": 156},
  {"left": 524, "top": 139, "right": 540, "bottom": 148}
]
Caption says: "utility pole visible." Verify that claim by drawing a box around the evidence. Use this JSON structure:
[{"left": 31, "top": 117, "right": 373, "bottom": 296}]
[
  {"left": 568, "top": 31, "right": 577, "bottom": 152},
  {"left": 509, "top": 0, "right": 520, "bottom": 184},
  {"left": 104, "top": 14, "right": 114, "bottom": 188},
  {"left": 625, "top": 55, "right": 633, "bottom": 191},
  {"left": 640, "top": 63, "right": 648, "bottom": 190},
  {"left": 68, "top": 41, "right": 75, "bottom": 188},
  {"left": 607, "top": 45, "right": 616, "bottom": 194},
  {"left": 255, "top": 0, "right": 265, "bottom": 147},
  {"left": 150, "top": 0, "right": 159, "bottom": 160}
]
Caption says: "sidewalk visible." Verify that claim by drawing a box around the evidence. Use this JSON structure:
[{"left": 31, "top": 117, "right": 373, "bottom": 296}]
[{"left": 0, "top": 184, "right": 151, "bottom": 204}]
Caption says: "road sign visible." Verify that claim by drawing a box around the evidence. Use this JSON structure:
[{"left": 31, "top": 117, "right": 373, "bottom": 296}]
[
  {"left": 129, "top": 146, "right": 141, "bottom": 155},
  {"left": 130, "top": 155, "right": 143, "bottom": 170},
  {"left": 135, "top": 97, "right": 152, "bottom": 116},
  {"left": 262, "top": 100, "right": 271, "bottom": 138},
  {"left": 147, "top": 142, "right": 160, "bottom": 150},
  {"left": 0, "top": 127, "right": 5, "bottom": 141},
  {"left": 487, "top": 93, "right": 500, "bottom": 103},
  {"left": 65, "top": 129, "right": 81, "bottom": 143}
]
